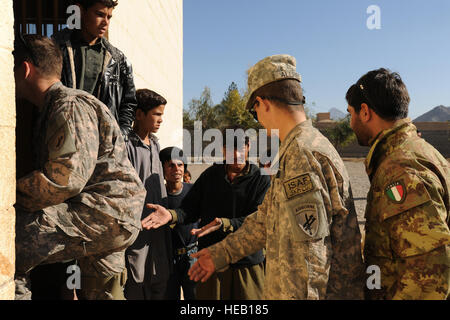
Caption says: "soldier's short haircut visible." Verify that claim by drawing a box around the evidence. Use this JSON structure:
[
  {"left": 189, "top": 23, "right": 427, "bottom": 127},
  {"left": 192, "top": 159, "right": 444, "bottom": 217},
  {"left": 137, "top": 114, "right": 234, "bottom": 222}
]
[
  {"left": 248, "top": 79, "right": 305, "bottom": 112},
  {"left": 136, "top": 89, "right": 167, "bottom": 114},
  {"left": 346, "top": 68, "right": 410, "bottom": 121},
  {"left": 76, "top": 0, "right": 118, "bottom": 9},
  {"left": 13, "top": 34, "right": 62, "bottom": 79}
]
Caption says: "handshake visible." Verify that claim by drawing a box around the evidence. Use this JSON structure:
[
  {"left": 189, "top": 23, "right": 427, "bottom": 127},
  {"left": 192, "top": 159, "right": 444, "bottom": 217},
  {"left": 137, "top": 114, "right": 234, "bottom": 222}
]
[{"left": 141, "top": 203, "right": 222, "bottom": 282}]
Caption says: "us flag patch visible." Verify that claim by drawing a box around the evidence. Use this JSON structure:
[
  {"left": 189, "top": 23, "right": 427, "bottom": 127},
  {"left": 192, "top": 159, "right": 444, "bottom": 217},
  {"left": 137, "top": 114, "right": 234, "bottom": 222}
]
[{"left": 385, "top": 181, "right": 406, "bottom": 203}]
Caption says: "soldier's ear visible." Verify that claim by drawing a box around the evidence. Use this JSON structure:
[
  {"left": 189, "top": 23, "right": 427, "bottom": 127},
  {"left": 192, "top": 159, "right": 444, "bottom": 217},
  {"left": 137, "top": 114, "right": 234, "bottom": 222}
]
[
  {"left": 19, "top": 61, "right": 33, "bottom": 80},
  {"left": 359, "top": 103, "right": 371, "bottom": 123},
  {"left": 257, "top": 96, "right": 270, "bottom": 113}
]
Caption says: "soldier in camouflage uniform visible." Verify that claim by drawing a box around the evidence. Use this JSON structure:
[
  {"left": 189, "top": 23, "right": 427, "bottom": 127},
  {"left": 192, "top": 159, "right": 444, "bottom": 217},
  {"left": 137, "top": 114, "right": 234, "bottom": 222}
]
[
  {"left": 346, "top": 68, "right": 450, "bottom": 299},
  {"left": 13, "top": 35, "right": 145, "bottom": 300},
  {"left": 144, "top": 54, "right": 365, "bottom": 299}
]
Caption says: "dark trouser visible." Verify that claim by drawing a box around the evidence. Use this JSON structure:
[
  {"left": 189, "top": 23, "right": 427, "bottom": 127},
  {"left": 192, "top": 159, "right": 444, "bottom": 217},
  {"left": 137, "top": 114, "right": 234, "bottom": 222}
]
[
  {"left": 124, "top": 226, "right": 173, "bottom": 300},
  {"left": 124, "top": 271, "right": 168, "bottom": 300},
  {"left": 15, "top": 206, "right": 138, "bottom": 300},
  {"left": 30, "top": 261, "right": 77, "bottom": 300},
  {"left": 166, "top": 246, "right": 198, "bottom": 300},
  {"left": 196, "top": 262, "right": 265, "bottom": 300}
]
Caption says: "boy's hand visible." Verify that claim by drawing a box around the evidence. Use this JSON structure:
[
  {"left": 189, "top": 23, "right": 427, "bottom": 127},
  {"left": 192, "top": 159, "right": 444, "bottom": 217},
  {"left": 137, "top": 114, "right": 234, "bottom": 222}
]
[
  {"left": 141, "top": 204, "right": 172, "bottom": 230},
  {"left": 190, "top": 218, "right": 223, "bottom": 237}
]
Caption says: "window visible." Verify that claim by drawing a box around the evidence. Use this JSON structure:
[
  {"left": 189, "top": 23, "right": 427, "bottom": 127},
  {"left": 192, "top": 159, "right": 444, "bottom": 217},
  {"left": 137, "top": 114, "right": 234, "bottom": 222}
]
[{"left": 14, "top": 0, "right": 72, "bottom": 37}]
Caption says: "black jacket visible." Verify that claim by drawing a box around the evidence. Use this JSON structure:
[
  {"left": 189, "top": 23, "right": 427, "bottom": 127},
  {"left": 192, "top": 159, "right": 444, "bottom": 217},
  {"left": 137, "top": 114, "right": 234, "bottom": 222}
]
[
  {"left": 52, "top": 29, "right": 137, "bottom": 140},
  {"left": 176, "top": 162, "right": 271, "bottom": 267}
]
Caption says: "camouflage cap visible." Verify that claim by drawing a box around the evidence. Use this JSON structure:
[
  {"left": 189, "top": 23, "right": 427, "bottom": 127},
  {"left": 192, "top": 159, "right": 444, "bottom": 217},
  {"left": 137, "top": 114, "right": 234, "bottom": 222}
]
[{"left": 246, "top": 54, "right": 302, "bottom": 108}]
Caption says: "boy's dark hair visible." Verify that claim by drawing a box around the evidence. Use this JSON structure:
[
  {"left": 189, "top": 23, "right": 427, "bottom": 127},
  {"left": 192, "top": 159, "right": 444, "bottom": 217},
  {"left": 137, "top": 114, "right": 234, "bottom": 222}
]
[
  {"left": 247, "top": 79, "right": 305, "bottom": 112},
  {"left": 13, "top": 34, "right": 62, "bottom": 78},
  {"left": 136, "top": 89, "right": 167, "bottom": 114},
  {"left": 345, "top": 68, "right": 409, "bottom": 121},
  {"left": 221, "top": 125, "right": 250, "bottom": 148},
  {"left": 160, "top": 147, "right": 188, "bottom": 171},
  {"left": 76, "top": 0, "right": 118, "bottom": 9}
]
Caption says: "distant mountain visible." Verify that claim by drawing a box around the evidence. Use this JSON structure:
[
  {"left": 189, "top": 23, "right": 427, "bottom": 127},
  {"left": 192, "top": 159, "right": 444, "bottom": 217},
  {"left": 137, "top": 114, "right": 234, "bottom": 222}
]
[
  {"left": 329, "top": 108, "right": 346, "bottom": 120},
  {"left": 414, "top": 105, "right": 450, "bottom": 122}
]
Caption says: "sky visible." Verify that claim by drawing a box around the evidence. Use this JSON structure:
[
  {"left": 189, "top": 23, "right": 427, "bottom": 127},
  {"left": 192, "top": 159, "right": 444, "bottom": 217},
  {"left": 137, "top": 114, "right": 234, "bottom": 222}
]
[{"left": 183, "top": 0, "right": 450, "bottom": 120}]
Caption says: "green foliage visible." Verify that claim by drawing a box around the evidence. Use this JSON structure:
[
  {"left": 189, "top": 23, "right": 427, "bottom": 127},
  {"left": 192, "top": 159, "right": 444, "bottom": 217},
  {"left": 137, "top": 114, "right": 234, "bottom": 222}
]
[
  {"left": 322, "top": 117, "right": 356, "bottom": 150},
  {"left": 184, "top": 86, "right": 219, "bottom": 130},
  {"left": 183, "top": 110, "right": 195, "bottom": 130},
  {"left": 183, "top": 82, "right": 261, "bottom": 131},
  {"left": 217, "top": 82, "right": 261, "bottom": 130}
]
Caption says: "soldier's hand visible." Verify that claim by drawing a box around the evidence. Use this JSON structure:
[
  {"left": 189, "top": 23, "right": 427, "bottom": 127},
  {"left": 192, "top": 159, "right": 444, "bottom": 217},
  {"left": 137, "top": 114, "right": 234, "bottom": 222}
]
[
  {"left": 141, "top": 204, "right": 172, "bottom": 230},
  {"left": 190, "top": 218, "right": 223, "bottom": 238},
  {"left": 188, "top": 249, "right": 216, "bottom": 282}
]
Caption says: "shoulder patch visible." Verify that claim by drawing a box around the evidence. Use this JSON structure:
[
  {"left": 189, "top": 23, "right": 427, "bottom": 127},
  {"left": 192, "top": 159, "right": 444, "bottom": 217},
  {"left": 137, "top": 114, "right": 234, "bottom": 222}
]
[
  {"left": 47, "top": 122, "right": 77, "bottom": 159},
  {"left": 378, "top": 173, "right": 433, "bottom": 221},
  {"left": 49, "top": 129, "right": 66, "bottom": 153},
  {"left": 283, "top": 173, "right": 314, "bottom": 199},
  {"left": 385, "top": 180, "right": 406, "bottom": 204},
  {"left": 294, "top": 203, "right": 319, "bottom": 237}
]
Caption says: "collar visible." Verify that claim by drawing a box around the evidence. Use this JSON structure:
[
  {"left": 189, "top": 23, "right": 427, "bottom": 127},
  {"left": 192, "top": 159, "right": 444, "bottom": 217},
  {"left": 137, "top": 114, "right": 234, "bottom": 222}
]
[
  {"left": 224, "top": 161, "right": 251, "bottom": 183},
  {"left": 43, "top": 81, "right": 64, "bottom": 111},
  {"left": 270, "top": 119, "right": 312, "bottom": 171},
  {"left": 365, "top": 118, "right": 416, "bottom": 177},
  {"left": 71, "top": 30, "right": 106, "bottom": 51},
  {"left": 167, "top": 183, "right": 184, "bottom": 196},
  {"left": 128, "top": 130, "right": 158, "bottom": 148}
]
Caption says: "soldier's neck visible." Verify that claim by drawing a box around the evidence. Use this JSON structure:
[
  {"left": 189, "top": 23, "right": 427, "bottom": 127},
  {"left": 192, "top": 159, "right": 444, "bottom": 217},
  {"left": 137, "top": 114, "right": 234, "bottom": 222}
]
[
  {"left": 277, "top": 112, "right": 307, "bottom": 142},
  {"left": 32, "top": 78, "right": 60, "bottom": 112}
]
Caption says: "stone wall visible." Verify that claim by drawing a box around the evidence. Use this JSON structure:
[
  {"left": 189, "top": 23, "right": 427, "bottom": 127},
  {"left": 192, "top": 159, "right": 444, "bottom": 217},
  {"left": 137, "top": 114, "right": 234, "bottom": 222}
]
[
  {"left": 108, "top": 0, "right": 184, "bottom": 149},
  {"left": 0, "top": 0, "right": 16, "bottom": 300}
]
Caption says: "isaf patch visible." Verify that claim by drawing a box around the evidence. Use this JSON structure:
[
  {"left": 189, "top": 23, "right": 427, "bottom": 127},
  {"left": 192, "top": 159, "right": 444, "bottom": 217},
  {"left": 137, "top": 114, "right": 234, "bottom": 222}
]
[
  {"left": 385, "top": 180, "right": 406, "bottom": 204},
  {"left": 283, "top": 173, "right": 314, "bottom": 199},
  {"left": 294, "top": 203, "right": 318, "bottom": 237}
]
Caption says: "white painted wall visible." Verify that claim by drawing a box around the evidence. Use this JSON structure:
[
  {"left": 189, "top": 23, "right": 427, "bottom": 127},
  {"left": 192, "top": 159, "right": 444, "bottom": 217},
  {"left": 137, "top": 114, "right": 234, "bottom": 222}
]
[
  {"left": 109, "top": 0, "right": 184, "bottom": 149},
  {"left": 0, "top": 0, "right": 16, "bottom": 300}
]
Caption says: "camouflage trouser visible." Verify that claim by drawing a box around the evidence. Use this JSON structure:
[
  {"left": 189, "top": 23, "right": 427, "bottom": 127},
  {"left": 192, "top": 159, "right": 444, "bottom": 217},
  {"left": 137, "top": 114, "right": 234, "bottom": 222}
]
[{"left": 15, "top": 205, "right": 139, "bottom": 300}]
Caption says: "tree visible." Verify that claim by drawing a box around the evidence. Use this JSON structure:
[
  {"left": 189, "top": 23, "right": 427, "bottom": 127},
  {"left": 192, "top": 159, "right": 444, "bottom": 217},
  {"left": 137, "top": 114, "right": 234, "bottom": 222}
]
[
  {"left": 217, "top": 82, "right": 261, "bottom": 130},
  {"left": 186, "top": 86, "right": 219, "bottom": 130},
  {"left": 322, "top": 117, "right": 356, "bottom": 151},
  {"left": 183, "top": 109, "right": 194, "bottom": 131}
]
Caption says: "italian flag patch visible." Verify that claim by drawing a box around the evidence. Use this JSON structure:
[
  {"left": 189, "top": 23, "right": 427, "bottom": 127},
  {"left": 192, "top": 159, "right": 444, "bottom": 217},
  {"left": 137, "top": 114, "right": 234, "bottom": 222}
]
[{"left": 385, "top": 181, "right": 406, "bottom": 203}]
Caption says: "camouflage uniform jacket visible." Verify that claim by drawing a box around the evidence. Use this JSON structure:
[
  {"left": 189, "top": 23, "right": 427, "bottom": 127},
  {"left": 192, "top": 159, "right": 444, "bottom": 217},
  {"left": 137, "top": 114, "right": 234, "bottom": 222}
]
[
  {"left": 209, "top": 120, "right": 365, "bottom": 299},
  {"left": 364, "top": 118, "right": 450, "bottom": 300},
  {"left": 16, "top": 82, "right": 146, "bottom": 239}
]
